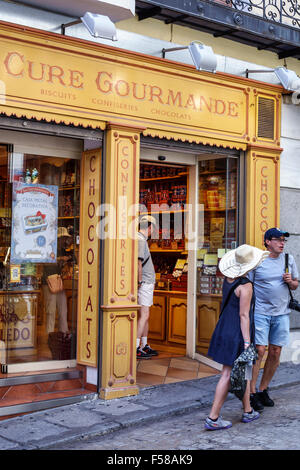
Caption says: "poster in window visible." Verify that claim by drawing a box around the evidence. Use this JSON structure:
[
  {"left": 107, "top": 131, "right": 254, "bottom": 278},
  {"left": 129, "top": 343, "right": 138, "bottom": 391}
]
[{"left": 11, "top": 183, "right": 58, "bottom": 263}]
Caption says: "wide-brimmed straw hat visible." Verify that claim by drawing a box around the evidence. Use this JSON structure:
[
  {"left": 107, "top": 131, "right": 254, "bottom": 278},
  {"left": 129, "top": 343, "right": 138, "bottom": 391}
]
[{"left": 219, "top": 244, "right": 269, "bottom": 278}]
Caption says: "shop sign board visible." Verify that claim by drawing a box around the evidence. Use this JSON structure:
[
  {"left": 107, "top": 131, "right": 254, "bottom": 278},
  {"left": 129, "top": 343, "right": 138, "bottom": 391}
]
[
  {"left": 0, "top": 25, "right": 253, "bottom": 142},
  {"left": 11, "top": 183, "right": 58, "bottom": 264}
]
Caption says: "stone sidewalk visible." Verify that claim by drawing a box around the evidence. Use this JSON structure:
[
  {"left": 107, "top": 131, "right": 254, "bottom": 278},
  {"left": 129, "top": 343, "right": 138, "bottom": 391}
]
[{"left": 0, "top": 361, "right": 299, "bottom": 450}]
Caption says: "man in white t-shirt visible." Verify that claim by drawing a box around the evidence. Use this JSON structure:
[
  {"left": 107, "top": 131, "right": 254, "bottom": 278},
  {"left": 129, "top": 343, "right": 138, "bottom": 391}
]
[
  {"left": 137, "top": 215, "right": 159, "bottom": 360},
  {"left": 248, "top": 228, "right": 299, "bottom": 411}
]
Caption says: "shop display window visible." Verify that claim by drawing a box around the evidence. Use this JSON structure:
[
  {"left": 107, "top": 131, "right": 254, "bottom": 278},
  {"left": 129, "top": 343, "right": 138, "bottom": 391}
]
[
  {"left": 196, "top": 156, "right": 239, "bottom": 356},
  {"left": 0, "top": 146, "right": 80, "bottom": 367}
]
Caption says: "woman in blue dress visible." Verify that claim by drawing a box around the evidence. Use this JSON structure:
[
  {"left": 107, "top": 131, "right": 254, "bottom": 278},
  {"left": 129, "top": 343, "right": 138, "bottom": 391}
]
[{"left": 205, "top": 244, "right": 269, "bottom": 431}]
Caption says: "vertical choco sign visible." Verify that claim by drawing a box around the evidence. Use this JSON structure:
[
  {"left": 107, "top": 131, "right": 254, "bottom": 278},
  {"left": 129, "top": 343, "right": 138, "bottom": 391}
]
[
  {"left": 252, "top": 154, "right": 279, "bottom": 249},
  {"left": 77, "top": 149, "right": 102, "bottom": 366}
]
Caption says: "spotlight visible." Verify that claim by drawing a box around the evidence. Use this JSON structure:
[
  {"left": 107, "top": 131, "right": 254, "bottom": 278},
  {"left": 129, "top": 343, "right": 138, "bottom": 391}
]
[
  {"left": 81, "top": 12, "right": 117, "bottom": 41},
  {"left": 188, "top": 41, "right": 217, "bottom": 73},
  {"left": 162, "top": 41, "right": 217, "bottom": 73},
  {"left": 61, "top": 12, "right": 117, "bottom": 41},
  {"left": 274, "top": 67, "right": 300, "bottom": 92},
  {"left": 245, "top": 66, "right": 300, "bottom": 91}
]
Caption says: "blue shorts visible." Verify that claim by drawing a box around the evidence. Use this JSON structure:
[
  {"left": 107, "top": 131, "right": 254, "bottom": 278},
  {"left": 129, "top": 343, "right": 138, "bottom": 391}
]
[{"left": 254, "top": 313, "right": 290, "bottom": 347}]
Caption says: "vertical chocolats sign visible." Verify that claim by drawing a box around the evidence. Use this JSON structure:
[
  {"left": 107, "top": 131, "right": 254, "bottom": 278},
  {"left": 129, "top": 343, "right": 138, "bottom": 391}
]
[{"left": 77, "top": 149, "right": 102, "bottom": 367}]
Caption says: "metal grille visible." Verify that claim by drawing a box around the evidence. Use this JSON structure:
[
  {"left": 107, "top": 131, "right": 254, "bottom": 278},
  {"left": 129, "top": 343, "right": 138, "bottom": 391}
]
[
  {"left": 257, "top": 96, "right": 275, "bottom": 139},
  {"left": 226, "top": 0, "right": 300, "bottom": 29}
]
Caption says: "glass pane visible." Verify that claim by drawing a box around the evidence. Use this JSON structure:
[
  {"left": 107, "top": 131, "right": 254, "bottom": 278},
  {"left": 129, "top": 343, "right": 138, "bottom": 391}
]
[
  {"left": 1, "top": 150, "right": 80, "bottom": 365},
  {"left": 225, "top": 157, "right": 239, "bottom": 251},
  {"left": 0, "top": 145, "right": 11, "bottom": 365},
  {"left": 196, "top": 157, "right": 239, "bottom": 356}
]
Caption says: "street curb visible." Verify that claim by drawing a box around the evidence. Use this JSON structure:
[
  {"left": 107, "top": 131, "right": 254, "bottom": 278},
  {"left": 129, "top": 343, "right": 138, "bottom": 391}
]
[
  {"left": 39, "top": 363, "right": 300, "bottom": 450},
  {"left": 0, "top": 361, "right": 299, "bottom": 450}
]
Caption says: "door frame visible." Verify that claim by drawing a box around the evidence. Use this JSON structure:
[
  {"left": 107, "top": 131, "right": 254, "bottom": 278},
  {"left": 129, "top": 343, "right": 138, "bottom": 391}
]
[
  {"left": 139, "top": 145, "right": 244, "bottom": 369},
  {"left": 189, "top": 152, "right": 244, "bottom": 369}
]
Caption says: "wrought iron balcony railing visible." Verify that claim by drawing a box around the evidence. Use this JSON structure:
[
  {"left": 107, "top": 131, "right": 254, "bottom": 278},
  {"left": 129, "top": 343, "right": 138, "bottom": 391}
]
[
  {"left": 223, "top": 0, "right": 300, "bottom": 29},
  {"left": 136, "top": 0, "right": 300, "bottom": 57}
]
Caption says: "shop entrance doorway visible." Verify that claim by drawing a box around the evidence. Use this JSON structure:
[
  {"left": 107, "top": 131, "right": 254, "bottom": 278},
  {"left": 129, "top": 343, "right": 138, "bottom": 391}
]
[
  {"left": 138, "top": 148, "right": 243, "bottom": 385},
  {"left": 138, "top": 157, "right": 220, "bottom": 384}
]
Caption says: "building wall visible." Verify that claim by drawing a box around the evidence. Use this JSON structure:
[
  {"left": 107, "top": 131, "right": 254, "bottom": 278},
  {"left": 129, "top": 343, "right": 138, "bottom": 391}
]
[
  {"left": 280, "top": 100, "right": 300, "bottom": 331},
  {"left": 280, "top": 97, "right": 300, "bottom": 361}
]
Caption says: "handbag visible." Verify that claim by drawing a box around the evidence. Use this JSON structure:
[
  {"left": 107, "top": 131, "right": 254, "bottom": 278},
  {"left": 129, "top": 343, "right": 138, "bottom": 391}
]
[
  {"left": 47, "top": 273, "right": 64, "bottom": 294},
  {"left": 285, "top": 254, "right": 300, "bottom": 312},
  {"left": 48, "top": 331, "right": 73, "bottom": 360}
]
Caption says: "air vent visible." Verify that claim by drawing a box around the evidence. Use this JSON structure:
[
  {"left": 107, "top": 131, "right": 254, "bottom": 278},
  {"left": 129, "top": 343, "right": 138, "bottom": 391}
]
[{"left": 257, "top": 97, "right": 275, "bottom": 140}]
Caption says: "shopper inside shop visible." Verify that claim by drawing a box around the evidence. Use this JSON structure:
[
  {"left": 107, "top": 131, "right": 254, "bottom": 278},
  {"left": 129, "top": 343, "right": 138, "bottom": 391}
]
[
  {"left": 42, "top": 226, "right": 75, "bottom": 334},
  {"left": 137, "top": 215, "right": 159, "bottom": 359}
]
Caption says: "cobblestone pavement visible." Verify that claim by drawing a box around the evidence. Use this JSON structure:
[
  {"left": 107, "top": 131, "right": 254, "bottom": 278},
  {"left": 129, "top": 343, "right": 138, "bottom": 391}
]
[{"left": 49, "top": 384, "right": 300, "bottom": 450}]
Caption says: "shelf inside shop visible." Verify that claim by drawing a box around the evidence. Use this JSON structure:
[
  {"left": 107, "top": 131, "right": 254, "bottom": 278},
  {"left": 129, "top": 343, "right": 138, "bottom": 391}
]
[
  {"left": 154, "top": 290, "right": 188, "bottom": 295},
  {"left": 59, "top": 185, "right": 80, "bottom": 191},
  {"left": 140, "top": 172, "right": 188, "bottom": 182},
  {"left": 139, "top": 209, "right": 188, "bottom": 215},
  {"left": 150, "top": 249, "right": 186, "bottom": 253},
  {"left": 197, "top": 293, "right": 223, "bottom": 298},
  {"left": 199, "top": 169, "right": 237, "bottom": 175},
  {"left": 203, "top": 207, "right": 236, "bottom": 212}
]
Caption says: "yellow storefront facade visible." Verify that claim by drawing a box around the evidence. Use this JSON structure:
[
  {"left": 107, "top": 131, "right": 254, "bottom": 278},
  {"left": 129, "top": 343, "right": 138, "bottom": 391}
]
[{"left": 0, "top": 20, "right": 282, "bottom": 405}]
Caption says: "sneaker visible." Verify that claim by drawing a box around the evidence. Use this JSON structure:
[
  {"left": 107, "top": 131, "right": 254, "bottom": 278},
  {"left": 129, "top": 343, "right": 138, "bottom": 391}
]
[
  {"left": 142, "top": 344, "right": 159, "bottom": 356},
  {"left": 204, "top": 416, "right": 232, "bottom": 431},
  {"left": 241, "top": 409, "right": 260, "bottom": 423},
  {"left": 250, "top": 392, "right": 264, "bottom": 411},
  {"left": 136, "top": 347, "right": 151, "bottom": 360},
  {"left": 257, "top": 388, "right": 274, "bottom": 407}
]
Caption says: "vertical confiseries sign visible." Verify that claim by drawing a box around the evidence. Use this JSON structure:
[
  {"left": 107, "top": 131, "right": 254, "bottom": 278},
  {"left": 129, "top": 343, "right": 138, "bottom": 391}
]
[{"left": 77, "top": 149, "right": 102, "bottom": 367}]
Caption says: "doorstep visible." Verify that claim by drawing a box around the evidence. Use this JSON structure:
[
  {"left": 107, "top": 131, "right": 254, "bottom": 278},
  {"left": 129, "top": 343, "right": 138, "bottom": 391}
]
[{"left": 0, "top": 366, "right": 95, "bottom": 420}]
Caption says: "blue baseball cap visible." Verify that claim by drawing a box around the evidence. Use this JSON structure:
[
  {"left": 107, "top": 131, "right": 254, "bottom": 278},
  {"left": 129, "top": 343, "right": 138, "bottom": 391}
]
[{"left": 264, "top": 227, "right": 290, "bottom": 242}]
